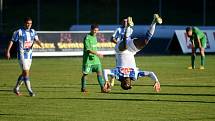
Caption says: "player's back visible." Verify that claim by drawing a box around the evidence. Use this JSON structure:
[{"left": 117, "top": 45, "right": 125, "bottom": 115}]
[{"left": 192, "top": 27, "right": 205, "bottom": 40}]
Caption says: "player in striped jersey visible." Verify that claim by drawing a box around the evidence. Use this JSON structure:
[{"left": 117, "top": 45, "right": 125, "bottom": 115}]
[
  {"left": 103, "top": 14, "right": 162, "bottom": 92},
  {"left": 111, "top": 17, "right": 133, "bottom": 44},
  {"left": 109, "top": 17, "right": 134, "bottom": 86},
  {"left": 6, "top": 17, "right": 43, "bottom": 96}
]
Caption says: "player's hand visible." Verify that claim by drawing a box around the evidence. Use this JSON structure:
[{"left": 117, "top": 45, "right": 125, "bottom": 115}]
[
  {"left": 96, "top": 53, "right": 103, "bottom": 58},
  {"left": 6, "top": 52, "right": 11, "bottom": 60},
  {"left": 104, "top": 81, "right": 111, "bottom": 91},
  {"left": 153, "top": 82, "right": 160, "bottom": 92}
]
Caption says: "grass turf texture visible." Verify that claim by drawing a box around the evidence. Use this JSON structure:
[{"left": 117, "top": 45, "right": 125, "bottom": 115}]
[{"left": 0, "top": 55, "right": 215, "bottom": 121}]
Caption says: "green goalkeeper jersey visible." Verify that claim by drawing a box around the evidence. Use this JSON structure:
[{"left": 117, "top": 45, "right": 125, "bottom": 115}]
[
  {"left": 190, "top": 27, "right": 207, "bottom": 48},
  {"left": 82, "top": 33, "right": 101, "bottom": 66}
]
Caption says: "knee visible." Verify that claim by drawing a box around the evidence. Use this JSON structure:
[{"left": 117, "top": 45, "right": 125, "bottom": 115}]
[
  {"left": 200, "top": 50, "right": 205, "bottom": 55},
  {"left": 22, "top": 70, "right": 29, "bottom": 77},
  {"left": 82, "top": 74, "right": 87, "bottom": 78},
  {"left": 97, "top": 71, "right": 102, "bottom": 76}
]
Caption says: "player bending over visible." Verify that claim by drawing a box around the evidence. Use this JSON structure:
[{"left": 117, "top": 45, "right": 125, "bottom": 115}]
[
  {"left": 186, "top": 26, "right": 207, "bottom": 70},
  {"left": 103, "top": 14, "right": 162, "bottom": 92}
]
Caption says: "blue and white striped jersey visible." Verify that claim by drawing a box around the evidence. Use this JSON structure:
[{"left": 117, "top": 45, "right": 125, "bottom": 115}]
[
  {"left": 12, "top": 28, "right": 39, "bottom": 59},
  {"left": 112, "top": 26, "right": 133, "bottom": 42}
]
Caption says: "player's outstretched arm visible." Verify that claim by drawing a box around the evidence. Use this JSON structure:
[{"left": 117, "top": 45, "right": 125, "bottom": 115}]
[
  {"left": 138, "top": 70, "right": 160, "bottom": 92},
  {"left": 103, "top": 69, "right": 113, "bottom": 82},
  {"left": 103, "top": 69, "right": 115, "bottom": 91}
]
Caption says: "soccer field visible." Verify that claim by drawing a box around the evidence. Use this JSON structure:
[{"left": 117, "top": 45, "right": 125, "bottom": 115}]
[{"left": 0, "top": 55, "right": 215, "bottom": 121}]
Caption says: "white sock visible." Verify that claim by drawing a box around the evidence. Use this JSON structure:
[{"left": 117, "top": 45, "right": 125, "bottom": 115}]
[
  {"left": 15, "top": 75, "right": 23, "bottom": 91},
  {"left": 148, "top": 22, "right": 156, "bottom": 35},
  {"left": 23, "top": 77, "right": 33, "bottom": 93},
  {"left": 16, "top": 81, "right": 24, "bottom": 91}
]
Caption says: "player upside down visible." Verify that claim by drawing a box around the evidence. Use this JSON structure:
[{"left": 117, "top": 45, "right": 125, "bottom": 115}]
[{"left": 103, "top": 14, "right": 162, "bottom": 92}]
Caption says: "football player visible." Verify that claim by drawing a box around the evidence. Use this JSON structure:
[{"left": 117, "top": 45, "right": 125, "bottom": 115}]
[
  {"left": 6, "top": 17, "right": 43, "bottom": 96},
  {"left": 103, "top": 14, "right": 162, "bottom": 92}
]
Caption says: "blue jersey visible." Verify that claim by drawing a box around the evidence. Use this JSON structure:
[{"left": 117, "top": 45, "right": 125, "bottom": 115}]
[
  {"left": 12, "top": 28, "right": 39, "bottom": 60},
  {"left": 111, "top": 67, "right": 145, "bottom": 81},
  {"left": 112, "top": 26, "right": 133, "bottom": 42}
]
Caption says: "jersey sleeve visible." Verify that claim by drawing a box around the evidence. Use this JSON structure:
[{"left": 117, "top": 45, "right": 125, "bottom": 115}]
[{"left": 11, "top": 30, "right": 19, "bottom": 42}]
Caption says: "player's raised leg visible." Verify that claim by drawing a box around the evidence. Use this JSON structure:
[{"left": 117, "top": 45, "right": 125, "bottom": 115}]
[{"left": 133, "top": 14, "right": 162, "bottom": 50}]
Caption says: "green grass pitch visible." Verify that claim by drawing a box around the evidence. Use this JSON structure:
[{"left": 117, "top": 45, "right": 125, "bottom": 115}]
[{"left": 0, "top": 55, "right": 215, "bottom": 121}]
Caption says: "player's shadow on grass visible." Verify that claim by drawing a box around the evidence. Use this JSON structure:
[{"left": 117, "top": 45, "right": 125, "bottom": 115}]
[
  {"left": 0, "top": 113, "right": 14, "bottom": 116},
  {"left": 0, "top": 89, "right": 12, "bottom": 92},
  {"left": 134, "top": 84, "right": 215, "bottom": 88},
  {"left": 78, "top": 84, "right": 215, "bottom": 88},
  {"left": 39, "top": 97, "right": 215, "bottom": 104},
  {"left": 110, "top": 92, "right": 215, "bottom": 97}
]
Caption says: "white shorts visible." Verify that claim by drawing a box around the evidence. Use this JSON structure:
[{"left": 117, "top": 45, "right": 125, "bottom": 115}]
[{"left": 18, "top": 59, "right": 32, "bottom": 70}]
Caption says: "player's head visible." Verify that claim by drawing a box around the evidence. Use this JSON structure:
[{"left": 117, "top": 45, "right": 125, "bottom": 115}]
[
  {"left": 90, "top": 24, "right": 99, "bottom": 36},
  {"left": 121, "top": 19, "right": 128, "bottom": 28},
  {"left": 186, "top": 26, "right": 193, "bottom": 37},
  {"left": 120, "top": 77, "right": 132, "bottom": 90},
  {"left": 24, "top": 17, "right": 32, "bottom": 30}
]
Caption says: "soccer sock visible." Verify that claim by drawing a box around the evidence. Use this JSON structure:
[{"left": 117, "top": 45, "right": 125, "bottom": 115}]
[
  {"left": 17, "top": 81, "right": 24, "bottom": 91},
  {"left": 191, "top": 55, "right": 196, "bottom": 68},
  {"left": 81, "top": 76, "right": 87, "bottom": 89},
  {"left": 15, "top": 75, "right": 23, "bottom": 90},
  {"left": 201, "top": 55, "right": 205, "bottom": 67},
  {"left": 145, "top": 23, "right": 156, "bottom": 40},
  {"left": 97, "top": 75, "right": 105, "bottom": 88},
  {"left": 23, "top": 77, "right": 33, "bottom": 93}
]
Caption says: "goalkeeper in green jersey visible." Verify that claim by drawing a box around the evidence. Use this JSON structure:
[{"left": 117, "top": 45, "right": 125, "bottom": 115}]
[
  {"left": 81, "top": 24, "right": 109, "bottom": 93},
  {"left": 186, "top": 26, "right": 207, "bottom": 69}
]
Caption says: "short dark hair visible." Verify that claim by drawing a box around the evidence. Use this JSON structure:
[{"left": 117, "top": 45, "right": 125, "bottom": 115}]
[
  {"left": 120, "top": 77, "right": 132, "bottom": 90},
  {"left": 186, "top": 26, "right": 192, "bottom": 33},
  {"left": 91, "top": 24, "right": 99, "bottom": 30},
  {"left": 24, "top": 17, "right": 32, "bottom": 23}
]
